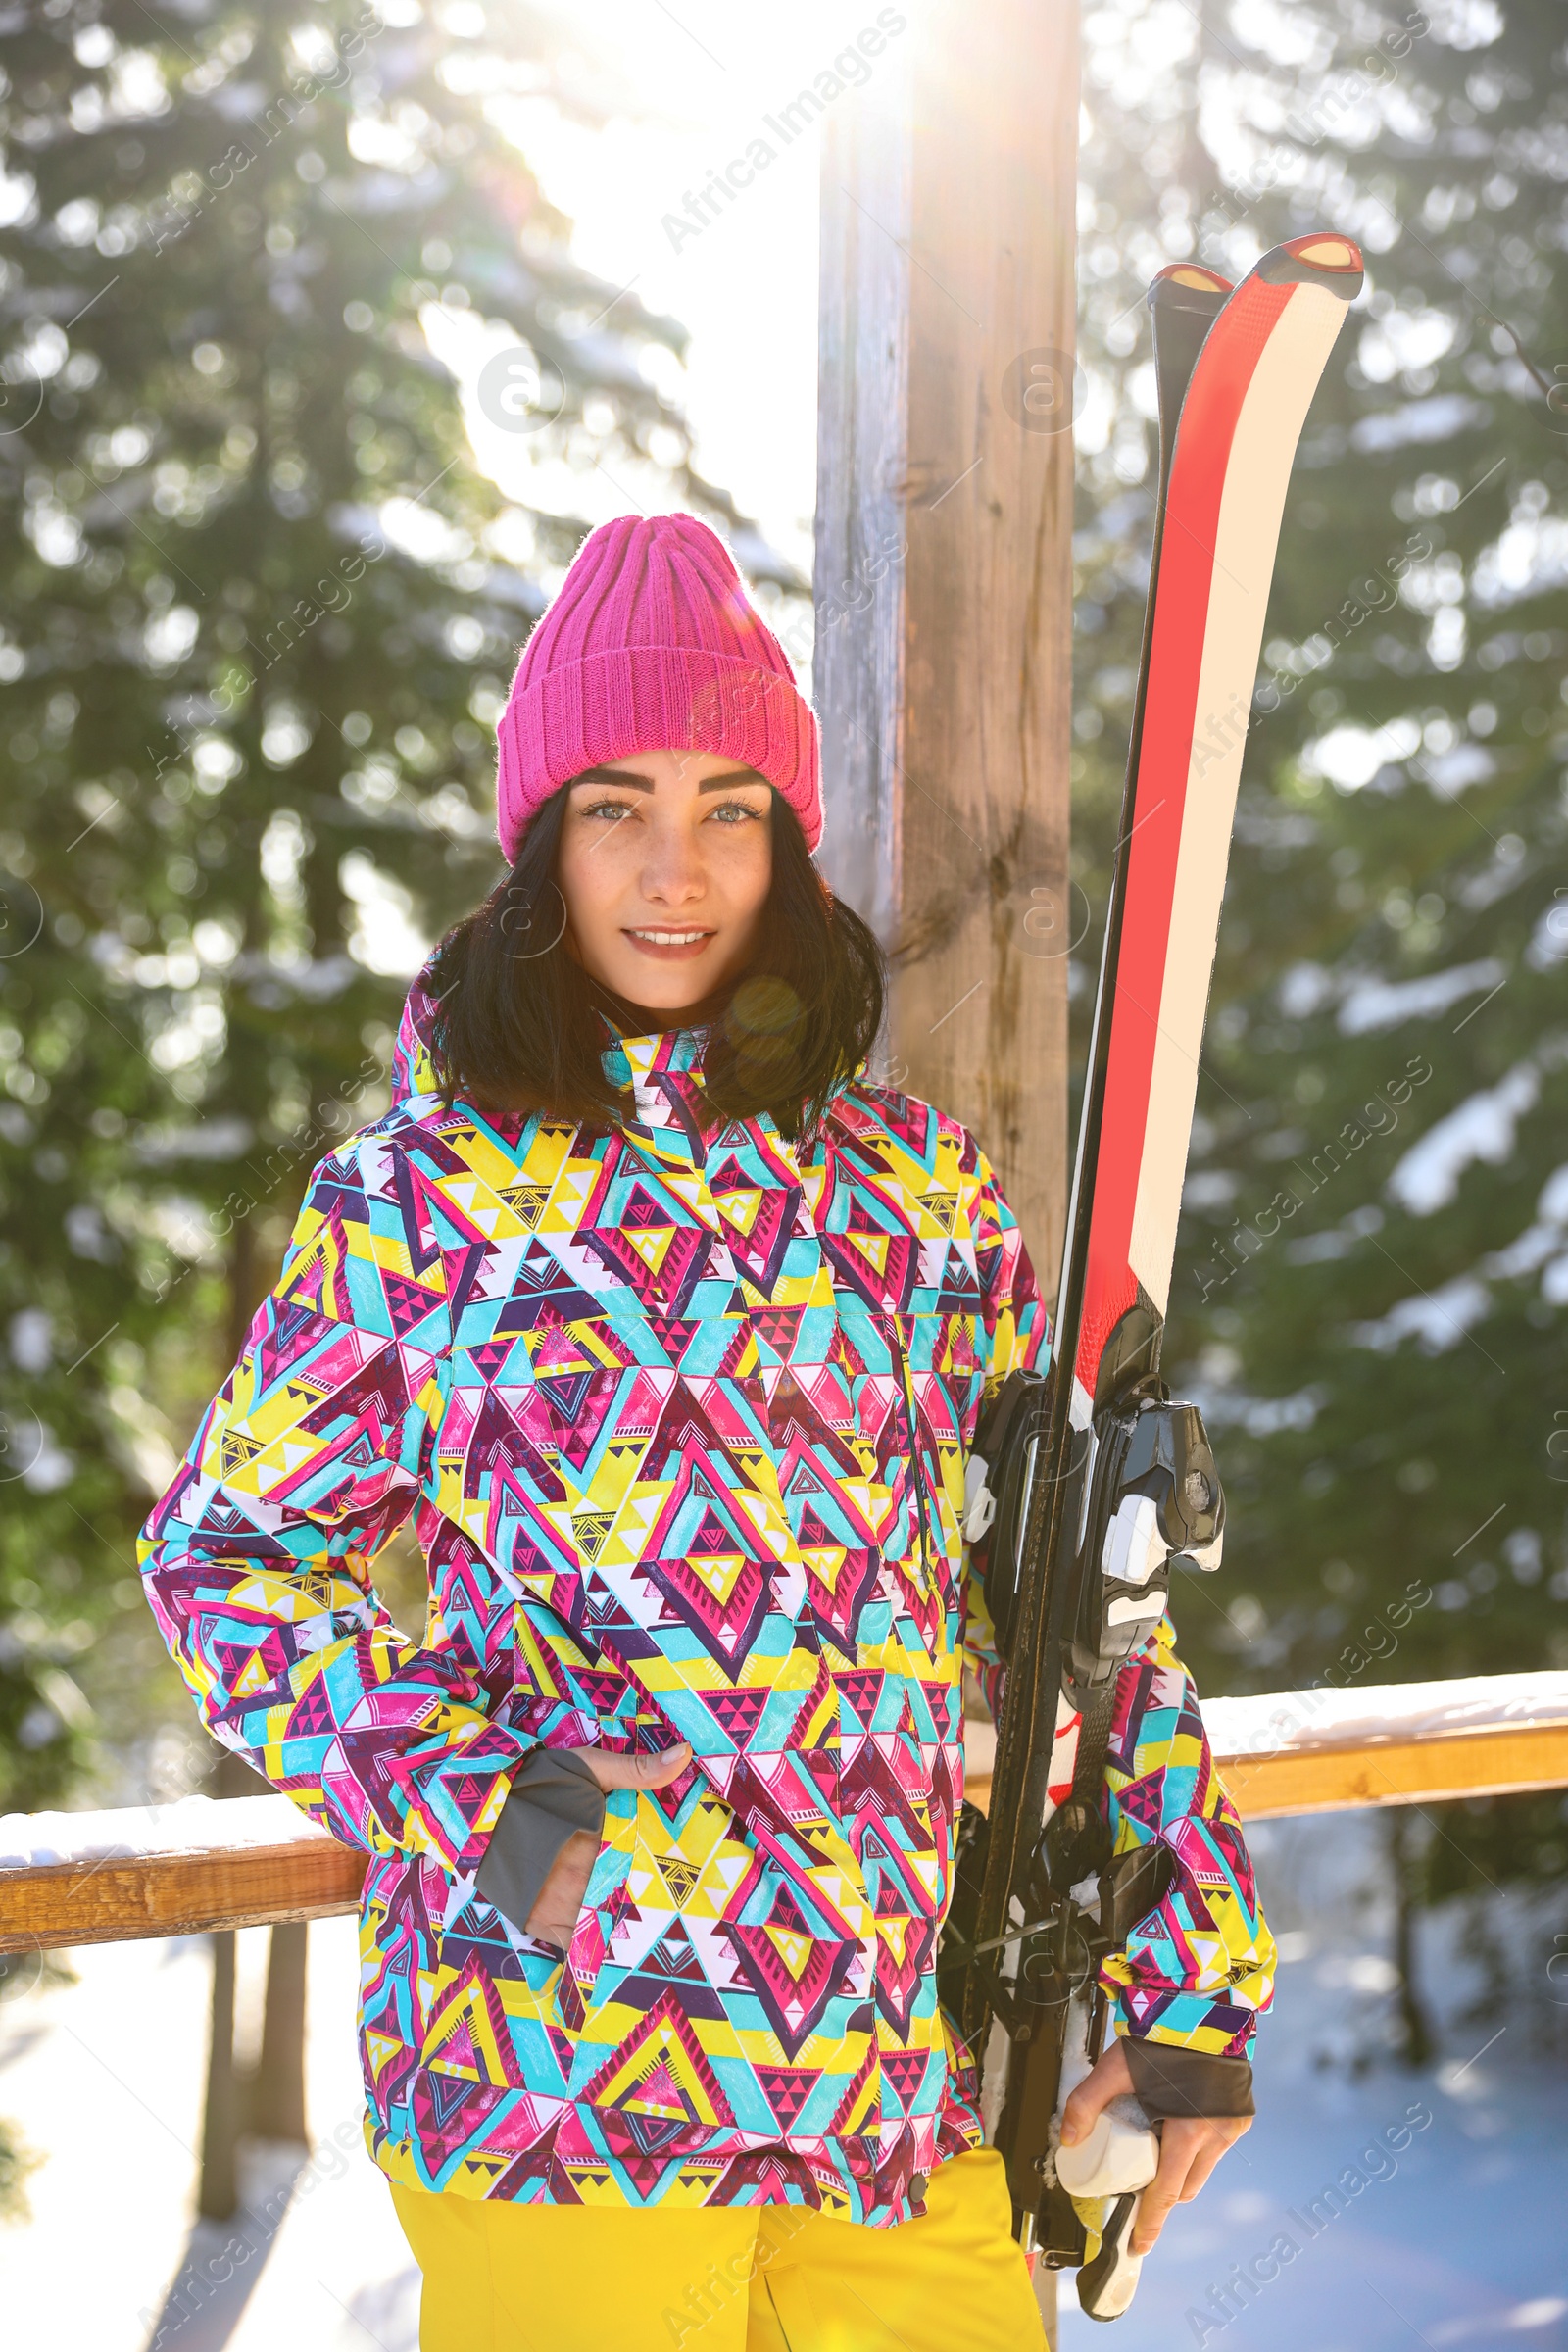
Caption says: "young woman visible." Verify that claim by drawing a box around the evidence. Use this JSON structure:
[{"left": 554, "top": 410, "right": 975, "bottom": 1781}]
[{"left": 142, "top": 514, "right": 1272, "bottom": 2350}]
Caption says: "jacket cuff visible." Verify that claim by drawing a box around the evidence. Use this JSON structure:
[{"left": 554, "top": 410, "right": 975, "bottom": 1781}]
[
  {"left": 473, "top": 1746, "right": 605, "bottom": 1933},
  {"left": 1120, "top": 2036, "right": 1255, "bottom": 2121}
]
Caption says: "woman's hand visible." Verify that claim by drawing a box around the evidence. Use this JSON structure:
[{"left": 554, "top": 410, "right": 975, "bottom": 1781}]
[
  {"left": 522, "top": 1741, "right": 691, "bottom": 1948},
  {"left": 1059, "top": 2038, "right": 1251, "bottom": 2255}
]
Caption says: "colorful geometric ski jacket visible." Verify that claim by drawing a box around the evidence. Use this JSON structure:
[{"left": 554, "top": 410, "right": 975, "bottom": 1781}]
[{"left": 140, "top": 977, "right": 1273, "bottom": 2226}]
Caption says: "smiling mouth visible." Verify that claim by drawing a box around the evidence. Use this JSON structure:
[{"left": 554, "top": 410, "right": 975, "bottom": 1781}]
[{"left": 623, "top": 926, "right": 716, "bottom": 956}]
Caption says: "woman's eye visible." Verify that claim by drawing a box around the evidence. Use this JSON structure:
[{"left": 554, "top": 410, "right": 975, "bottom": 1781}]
[
  {"left": 709, "top": 801, "right": 760, "bottom": 825},
  {"left": 582, "top": 799, "right": 634, "bottom": 821}
]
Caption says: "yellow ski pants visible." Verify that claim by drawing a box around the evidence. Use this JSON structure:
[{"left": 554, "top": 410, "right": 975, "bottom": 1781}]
[{"left": 390, "top": 2147, "right": 1047, "bottom": 2352}]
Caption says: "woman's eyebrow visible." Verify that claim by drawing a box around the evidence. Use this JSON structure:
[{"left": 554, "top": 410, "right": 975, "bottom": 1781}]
[
  {"left": 698, "top": 768, "right": 769, "bottom": 792},
  {"left": 572, "top": 765, "right": 653, "bottom": 791}
]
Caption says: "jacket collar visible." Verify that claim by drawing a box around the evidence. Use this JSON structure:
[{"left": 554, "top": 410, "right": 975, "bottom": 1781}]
[{"left": 391, "top": 963, "right": 720, "bottom": 1150}]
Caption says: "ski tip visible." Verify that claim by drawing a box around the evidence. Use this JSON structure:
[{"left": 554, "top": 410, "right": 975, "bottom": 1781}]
[
  {"left": 1257, "top": 232, "right": 1365, "bottom": 298},
  {"left": 1147, "top": 264, "right": 1233, "bottom": 325},
  {"left": 1283, "top": 232, "right": 1363, "bottom": 273},
  {"left": 1150, "top": 264, "right": 1233, "bottom": 295}
]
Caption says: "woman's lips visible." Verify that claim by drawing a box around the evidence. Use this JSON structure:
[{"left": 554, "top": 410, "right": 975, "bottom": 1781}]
[{"left": 621, "top": 927, "right": 717, "bottom": 961}]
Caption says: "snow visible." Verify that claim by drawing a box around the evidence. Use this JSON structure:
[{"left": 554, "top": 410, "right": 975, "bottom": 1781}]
[
  {"left": 1473, "top": 514, "right": 1568, "bottom": 610},
  {"left": 0, "top": 1791, "right": 327, "bottom": 1868},
  {"left": 0, "top": 1919, "right": 419, "bottom": 2352},
  {"left": 1285, "top": 1226, "right": 1359, "bottom": 1264},
  {"left": 1420, "top": 744, "right": 1498, "bottom": 795},
  {"left": 1483, "top": 1221, "right": 1562, "bottom": 1282},
  {"left": 1194, "top": 1384, "right": 1327, "bottom": 1439},
  {"left": 1349, "top": 394, "right": 1487, "bottom": 452},
  {"left": 1303, "top": 718, "right": 1420, "bottom": 790},
  {"left": 1350, "top": 1273, "right": 1493, "bottom": 1354},
  {"left": 1357, "top": 310, "right": 1458, "bottom": 385},
  {"left": 1387, "top": 1062, "right": 1541, "bottom": 1216},
  {"left": 1479, "top": 1170, "right": 1568, "bottom": 1283},
  {"left": 338, "top": 853, "right": 431, "bottom": 981},
  {"left": 1183, "top": 1170, "right": 1242, "bottom": 1208},
  {"left": 1278, "top": 962, "right": 1333, "bottom": 1020},
  {"left": 1060, "top": 1814, "right": 1568, "bottom": 2352},
  {"left": 1202, "top": 1671, "right": 1568, "bottom": 1758},
  {"left": 1419, "top": 0, "right": 1505, "bottom": 50},
  {"left": 1358, "top": 1157, "right": 1568, "bottom": 1328},
  {"left": 1297, "top": 714, "right": 1498, "bottom": 800},
  {"left": 1336, "top": 957, "right": 1505, "bottom": 1036},
  {"left": 1526, "top": 902, "right": 1568, "bottom": 973}
]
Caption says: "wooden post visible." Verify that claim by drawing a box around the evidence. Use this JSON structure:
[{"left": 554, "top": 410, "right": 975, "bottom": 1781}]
[
  {"left": 250, "top": 1921, "right": 311, "bottom": 2145},
  {"left": 816, "top": 14, "right": 1078, "bottom": 2329},
  {"left": 196, "top": 1746, "right": 312, "bottom": 2220},
  {"left": 197, "top": 1928, "right": 240, "bottom": 2220},
  {"left": 197, "top": 1745, "right": 255, "bottom": 2219},
  {"left": 815, "top": 0, "right": 1079, "bottom": 1287}
]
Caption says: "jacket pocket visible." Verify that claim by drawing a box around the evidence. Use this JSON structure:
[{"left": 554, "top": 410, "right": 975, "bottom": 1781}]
[{"left": 552, "top": 1784, "right": 635, "bottom": 2031}]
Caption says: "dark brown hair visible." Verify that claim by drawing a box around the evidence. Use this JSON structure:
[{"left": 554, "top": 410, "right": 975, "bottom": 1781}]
[{"left": 427, "top": 786, "right": 885, "bottom": 1137}]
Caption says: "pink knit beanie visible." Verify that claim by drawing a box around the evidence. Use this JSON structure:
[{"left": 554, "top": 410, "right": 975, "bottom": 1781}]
[{"left": 495, "top": 513, "right": 821, "bottom": 862}]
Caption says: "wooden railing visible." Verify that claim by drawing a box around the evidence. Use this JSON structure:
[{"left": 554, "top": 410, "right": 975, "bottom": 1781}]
[
  {"left": 4, "top": 1671, "right": 1568, "bottom": 1954},
  {"left": 965, "top": 1667, "right": 1568, "bottom": 1819}
]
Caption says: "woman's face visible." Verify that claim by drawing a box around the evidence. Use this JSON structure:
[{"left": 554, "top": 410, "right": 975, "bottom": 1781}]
[{"left": 556, "top": 748, "right": 773, "bottom": 1012}]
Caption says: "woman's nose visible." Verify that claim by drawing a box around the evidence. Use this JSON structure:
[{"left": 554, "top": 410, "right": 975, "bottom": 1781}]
[{"left": 638, "top": 824, "right": 706, "bottom": 902}]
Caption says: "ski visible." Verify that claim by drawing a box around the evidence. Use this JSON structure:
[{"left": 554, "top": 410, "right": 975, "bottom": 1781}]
[{"left": 947, "top": 235, "right": 1364, "bottom": 2311}]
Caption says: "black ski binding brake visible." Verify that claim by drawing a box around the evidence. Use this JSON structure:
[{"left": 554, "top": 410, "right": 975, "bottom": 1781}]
[
  {"left": 1067, "top": 1392, "right": 1224, "bottom": 1688},
  {"left": 965, "top": 1375, "right": 1224, "bottom": 1685}
]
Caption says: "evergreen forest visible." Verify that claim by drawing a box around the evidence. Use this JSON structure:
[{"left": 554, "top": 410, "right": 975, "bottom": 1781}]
[{"left": 0, "top": 0, "right": 1564, "bottom": 2068}]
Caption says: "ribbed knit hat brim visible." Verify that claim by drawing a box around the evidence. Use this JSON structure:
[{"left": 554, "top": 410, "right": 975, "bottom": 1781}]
[{"left": 495, "top": 514, "right": 821, "bottom": 860}]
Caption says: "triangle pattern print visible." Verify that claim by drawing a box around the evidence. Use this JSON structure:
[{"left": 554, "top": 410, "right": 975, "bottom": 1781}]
[
  {"left": 720, "top": 1879, "right": 863, "bottom": 2063},
  {"left": 584, "top": 1992, "right": 737, "bottom": 2134},
  {"left": 150, "top": 984, "right": 1302, "bottom": 2247}
]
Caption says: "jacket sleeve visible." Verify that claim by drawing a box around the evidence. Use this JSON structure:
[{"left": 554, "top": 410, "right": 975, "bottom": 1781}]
[
  {"left": 955, "top": 1148, "right": 1274, "bottom": 2064},
  {"left": 960, "top": 1146, "right": 1049, "bottom": 1715},
  {"left": 138, "top": 1130, "right": 534, "bottom": 1870},
  {"left": 1099, "top": 1614, "right": 1276, "bottom": 2059}
]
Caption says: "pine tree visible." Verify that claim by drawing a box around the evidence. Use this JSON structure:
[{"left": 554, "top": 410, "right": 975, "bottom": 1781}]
[
  {"left": 1073, "top": 0, "right": 1568, "bottom": 1986},
  {"left": 0, "top": 0, "right": 786, "bottom": 1806},
  {"left": 0, "top": 0, "right": 809, "bottom": 2221}
]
